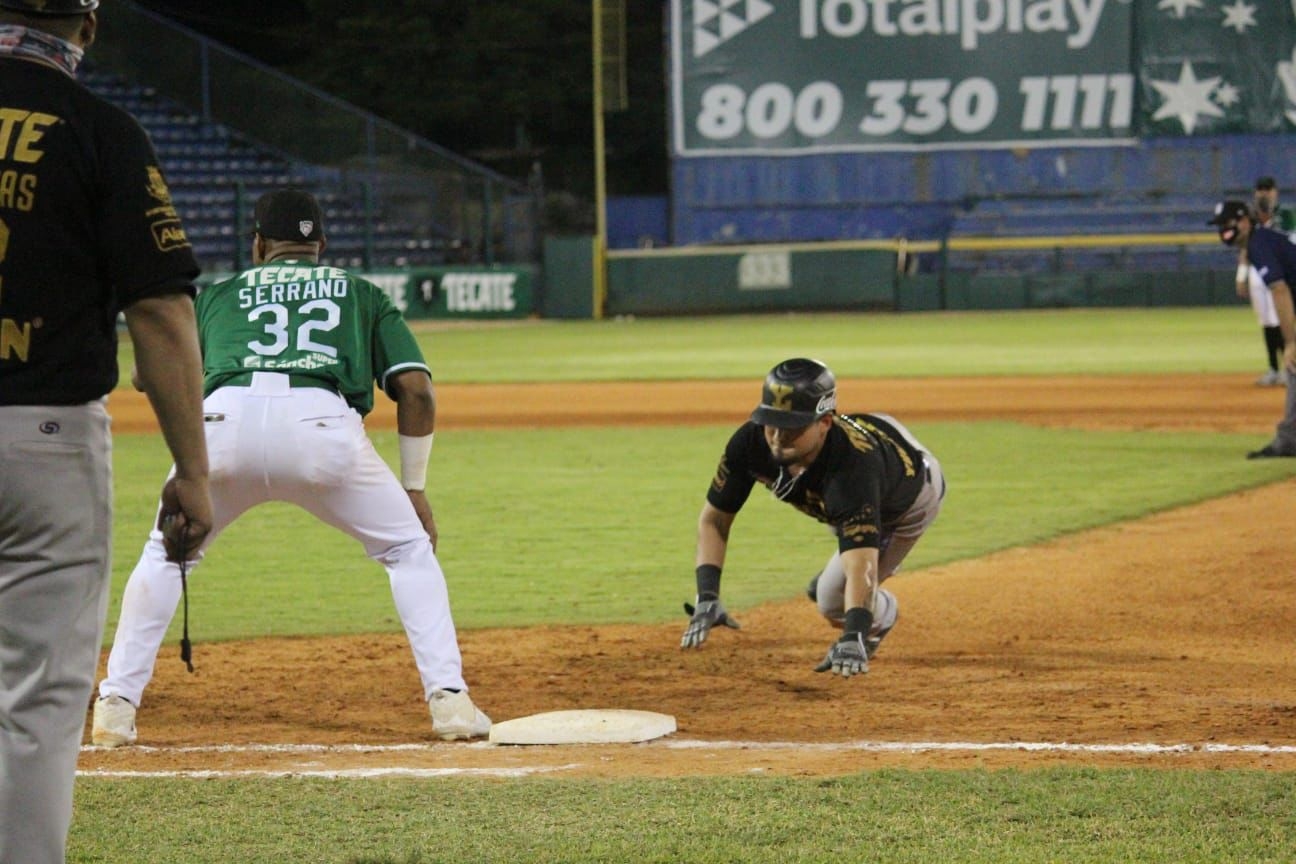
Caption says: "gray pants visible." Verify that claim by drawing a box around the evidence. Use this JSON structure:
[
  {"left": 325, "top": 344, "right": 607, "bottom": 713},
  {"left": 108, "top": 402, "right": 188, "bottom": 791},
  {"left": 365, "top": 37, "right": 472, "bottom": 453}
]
[
  {"left": 0, "top": 402, "right": 112, "bottom": 864},
  {"left": 815, "top": 446, "right": 946, "bottom": 626},
  {"left": 1273, "top": 373, "right": 1296, "bottom": 452}
]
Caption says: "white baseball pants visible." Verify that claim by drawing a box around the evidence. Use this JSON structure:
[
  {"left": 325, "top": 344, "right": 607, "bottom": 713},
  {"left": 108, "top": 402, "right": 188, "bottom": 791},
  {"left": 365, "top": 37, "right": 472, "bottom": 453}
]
[{"left": 100, "top": 372, "right": 467, "bottom": 708}]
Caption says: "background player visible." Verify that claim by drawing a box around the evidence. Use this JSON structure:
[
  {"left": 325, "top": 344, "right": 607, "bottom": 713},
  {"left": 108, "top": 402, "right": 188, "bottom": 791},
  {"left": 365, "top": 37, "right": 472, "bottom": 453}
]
[
  {"left": 92, "top": 189, "right": 490, "bottom": 747},
  {"left": 679, "top": 358, "right": 946, "bottom": 677},
  {"left": 1210, "top": 200, "right": 1296, "bottom": 458},
  {"left": 0, "top": 1, "right": 212, "bottom": 860},
  {"left": 1237, "top": 178, "right": 1295, "bottom": 386}
]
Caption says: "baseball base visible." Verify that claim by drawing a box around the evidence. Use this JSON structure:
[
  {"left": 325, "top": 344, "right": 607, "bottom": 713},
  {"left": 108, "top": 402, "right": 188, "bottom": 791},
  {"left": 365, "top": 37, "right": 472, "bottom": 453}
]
[{"left": 487, "top": 709, "right": 677, "bottom": 745}]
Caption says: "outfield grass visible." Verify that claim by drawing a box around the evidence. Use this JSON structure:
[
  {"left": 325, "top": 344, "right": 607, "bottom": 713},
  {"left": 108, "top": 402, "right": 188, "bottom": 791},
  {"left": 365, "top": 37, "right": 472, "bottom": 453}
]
[{"left": 117, "top": 307, "right": 1267, "bottom": 385}]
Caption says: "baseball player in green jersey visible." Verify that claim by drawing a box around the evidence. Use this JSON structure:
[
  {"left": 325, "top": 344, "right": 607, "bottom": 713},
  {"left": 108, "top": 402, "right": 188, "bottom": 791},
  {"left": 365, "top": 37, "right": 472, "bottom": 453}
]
[{"left": 92, "top": 189, "right": 490, "bottom": 745}]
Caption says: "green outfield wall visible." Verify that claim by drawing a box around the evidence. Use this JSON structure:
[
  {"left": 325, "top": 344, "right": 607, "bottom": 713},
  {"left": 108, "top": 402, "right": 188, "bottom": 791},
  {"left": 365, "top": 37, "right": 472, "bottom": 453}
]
[
  {"left": 194, "top": 238, "right": 1232, "bottom": 319},
  {"left": 599, "top": 236, "right": 1234, "bottom": 316}
]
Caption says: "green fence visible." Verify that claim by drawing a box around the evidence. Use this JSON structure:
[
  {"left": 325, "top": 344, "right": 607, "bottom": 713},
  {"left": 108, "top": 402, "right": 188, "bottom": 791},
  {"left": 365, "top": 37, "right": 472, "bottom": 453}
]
[{"left": 599, "top": 233, "right": 1233, "bottom": 316}]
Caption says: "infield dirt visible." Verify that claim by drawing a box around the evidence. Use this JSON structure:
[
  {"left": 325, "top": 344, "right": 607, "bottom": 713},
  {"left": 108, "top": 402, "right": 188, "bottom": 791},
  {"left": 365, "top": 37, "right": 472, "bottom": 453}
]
[{"left": 82, "top": 374, "right": 1296, "bottom": 777}]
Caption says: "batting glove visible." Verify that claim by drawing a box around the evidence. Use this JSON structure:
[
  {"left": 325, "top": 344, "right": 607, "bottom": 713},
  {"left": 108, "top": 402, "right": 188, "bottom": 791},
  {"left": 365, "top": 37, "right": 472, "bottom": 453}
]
[
  {"left": 680, "top": 598, "right": 741, "bottom": 648},
  {"left": 814, "top": 631, "right": 869, "bottom": 677}
]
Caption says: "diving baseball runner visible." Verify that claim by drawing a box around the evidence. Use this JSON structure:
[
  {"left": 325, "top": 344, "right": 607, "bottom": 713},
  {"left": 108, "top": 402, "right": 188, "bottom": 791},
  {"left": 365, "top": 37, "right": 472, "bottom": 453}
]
[
  {"left": 681, "top": 358, "right": 946, "bottom": 677},
  {"left": 93, "top": 189, "right": 490, "bottom": 746}
]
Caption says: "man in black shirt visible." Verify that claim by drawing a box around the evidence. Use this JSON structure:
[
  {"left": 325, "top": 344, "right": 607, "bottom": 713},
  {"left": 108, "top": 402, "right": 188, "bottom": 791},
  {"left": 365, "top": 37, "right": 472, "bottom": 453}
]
[
  {"left": 680, "top": 358, "right": 946, "bottom": 678},
  {"left": 0, "top": 2, "right": 211, "bottom": 860},
  {"left": 1209, "top": 200, "right": 1296, "bottom": 458}
]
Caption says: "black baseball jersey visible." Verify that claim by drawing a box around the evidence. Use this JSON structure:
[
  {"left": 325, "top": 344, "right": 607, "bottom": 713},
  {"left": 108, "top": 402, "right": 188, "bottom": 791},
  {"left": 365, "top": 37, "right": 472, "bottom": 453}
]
[
  {"left": 0, "top": 59, "right": 199, "bottom": 406},
  {"left": 706, "top": 413, "right": 926, "bottom": 552},
  {"left": 1247, "top": 224, "right": 1296, "bottom": 291}
]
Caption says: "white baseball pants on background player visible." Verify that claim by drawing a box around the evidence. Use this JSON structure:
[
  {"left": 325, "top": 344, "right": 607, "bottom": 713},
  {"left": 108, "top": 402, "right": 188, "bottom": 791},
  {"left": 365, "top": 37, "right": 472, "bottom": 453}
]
[
  {"left": 1246, "top": 265, "right": 1279, "bottom": 329},
  {"left": 99, "top": 372, "right": 467, "bottom": 707}
]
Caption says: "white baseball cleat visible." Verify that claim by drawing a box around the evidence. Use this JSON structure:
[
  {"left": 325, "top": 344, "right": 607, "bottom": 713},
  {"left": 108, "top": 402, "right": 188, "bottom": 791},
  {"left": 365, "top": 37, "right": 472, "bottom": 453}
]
[
  {"left": 91, "top": 694, "right": 138, "bottom": 748},
  {"left": 428, "top": 689, "right": 491, "bottom": 740}
]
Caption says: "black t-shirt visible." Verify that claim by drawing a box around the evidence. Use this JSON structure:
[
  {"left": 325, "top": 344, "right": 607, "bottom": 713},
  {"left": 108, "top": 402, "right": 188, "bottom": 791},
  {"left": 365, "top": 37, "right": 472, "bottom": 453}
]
[
  {"left": 0, "top": 58, "right": 199, "bottom": 405},
  {"left": 706, "top": 413, "right": 926, "bottom": 552}
]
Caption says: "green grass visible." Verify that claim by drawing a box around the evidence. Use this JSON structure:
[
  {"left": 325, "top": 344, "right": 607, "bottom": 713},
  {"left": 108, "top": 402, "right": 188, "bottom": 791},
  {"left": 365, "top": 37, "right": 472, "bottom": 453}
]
[
  {"left": 118, "top": 307, "right": 1268, "bottom": 384},
  {"left": 70, "top": 769, "right": 1296, "bottom": 863},
  {"left": 107, "top": 421, "right": 1296, "bottom": 642}
]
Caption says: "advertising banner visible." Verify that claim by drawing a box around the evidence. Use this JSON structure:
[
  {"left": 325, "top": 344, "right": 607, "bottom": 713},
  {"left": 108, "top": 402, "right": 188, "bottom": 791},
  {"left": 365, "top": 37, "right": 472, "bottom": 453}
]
[
  {"left": 1137, "top": 1, "right": 1296, "bottom": 137},
  {"left": 364, "top": 268, "right": 535, "bottom": 320},
  {"left": 199, "top": 267, "right": 536, "bottom": 320},
  {"left": 672, "top": 1, "right": 1296, "bottom": 154},
  {"left": 671, "top": 0, "right": 1136, "bottom": 154}
]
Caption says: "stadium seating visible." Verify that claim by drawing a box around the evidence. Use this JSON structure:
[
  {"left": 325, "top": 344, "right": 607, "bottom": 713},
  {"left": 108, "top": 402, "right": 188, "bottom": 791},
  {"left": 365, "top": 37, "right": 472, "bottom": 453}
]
[{"left": 79, "top": 67, "right": 455, "bottom": 273}]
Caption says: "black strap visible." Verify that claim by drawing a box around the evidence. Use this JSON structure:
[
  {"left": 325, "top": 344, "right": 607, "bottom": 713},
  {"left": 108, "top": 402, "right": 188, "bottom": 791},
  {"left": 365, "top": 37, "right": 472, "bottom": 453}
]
[{"left": 178, "top": 546, "right": 195, "bottom": 673}]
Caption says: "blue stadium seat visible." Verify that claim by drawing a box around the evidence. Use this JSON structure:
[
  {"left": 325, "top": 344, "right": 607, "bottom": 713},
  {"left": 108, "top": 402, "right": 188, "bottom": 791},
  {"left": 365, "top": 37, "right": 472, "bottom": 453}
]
[{"left": 78, "top": 65, "right": 454, "bottom": 272}]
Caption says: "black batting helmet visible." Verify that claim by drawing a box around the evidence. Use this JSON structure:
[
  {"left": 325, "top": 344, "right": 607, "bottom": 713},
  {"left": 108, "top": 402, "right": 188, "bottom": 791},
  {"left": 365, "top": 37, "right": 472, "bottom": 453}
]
[
  {"left": 0, "top": 0, "right": 97, "bottom": 14},
  {"left": 750, "top": 358, "right": 837, "bottom": 429}
]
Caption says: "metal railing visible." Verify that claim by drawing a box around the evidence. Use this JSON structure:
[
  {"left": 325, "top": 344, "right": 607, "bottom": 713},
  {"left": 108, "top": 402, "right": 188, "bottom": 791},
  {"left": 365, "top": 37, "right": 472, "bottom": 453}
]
[{"left": 91, "top": 1, "right": 541, "bottom": 267}]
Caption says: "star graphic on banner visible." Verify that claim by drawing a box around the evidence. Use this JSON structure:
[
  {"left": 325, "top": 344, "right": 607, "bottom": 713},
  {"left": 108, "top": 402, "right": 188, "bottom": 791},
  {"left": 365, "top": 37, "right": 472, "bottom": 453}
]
[
  {"left": 1214, "top": 82, "right": 1241, "bottom": 107},
  {"left": 693, "top": 0, "right": 774, "bottom": 57},
  {"left": 1221, "top": 0, "right": 1258, "bottom": 34},
  {"left": 1150, "top": 61, "right": 1224, "bottom": 134},
  {"left": 1157, "top": 0, "right": 1203, "bottom": 18},
  {"left": 1277, "top": 46, "right": 1296, "bottom": 126}
]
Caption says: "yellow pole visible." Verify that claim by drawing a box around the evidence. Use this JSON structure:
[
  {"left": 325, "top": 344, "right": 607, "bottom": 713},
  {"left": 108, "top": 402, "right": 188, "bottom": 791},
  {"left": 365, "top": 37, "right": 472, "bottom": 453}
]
[{"left": 591, "top": 0, "right": 608, "bottom": 319}]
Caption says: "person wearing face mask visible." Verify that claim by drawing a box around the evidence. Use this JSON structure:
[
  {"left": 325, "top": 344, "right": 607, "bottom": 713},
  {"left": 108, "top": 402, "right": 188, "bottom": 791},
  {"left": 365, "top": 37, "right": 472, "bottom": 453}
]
[
  {"left": 0, "top": 2, "right": 212, "bottom": 861},
  {"left": 1210, "top": 199, "right": 1296, "bottom": 458},
  {"left": 1237, "top": 178, "right": 1296, "bottom": 386}
]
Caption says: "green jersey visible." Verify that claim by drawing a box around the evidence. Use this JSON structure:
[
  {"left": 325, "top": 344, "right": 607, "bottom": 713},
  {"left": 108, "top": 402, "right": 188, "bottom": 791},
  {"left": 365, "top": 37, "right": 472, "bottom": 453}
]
[{"left": 197, "top": 259, "right": 428, "bottom": 416}]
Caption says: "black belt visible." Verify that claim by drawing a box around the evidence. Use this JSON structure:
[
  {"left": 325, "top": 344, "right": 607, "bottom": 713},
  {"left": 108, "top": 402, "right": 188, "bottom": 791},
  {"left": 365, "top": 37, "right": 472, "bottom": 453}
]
[{"left": 218, "top": 371, "right": 337, "bottom": 393}]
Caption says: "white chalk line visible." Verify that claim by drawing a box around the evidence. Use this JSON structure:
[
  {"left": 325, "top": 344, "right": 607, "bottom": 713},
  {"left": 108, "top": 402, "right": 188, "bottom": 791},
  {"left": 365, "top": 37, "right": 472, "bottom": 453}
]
[
  {"left": 78, "top": 764, "right": 581, "bottom": 779},
  {"left": 663, "top": 740, "right": 1296, "bottom": 754},
  {"left": 77, "top": 738, "right": 1296, "bottom": 779},
  {"left": 78, "top": 739, "right": 1296, "bottom": 756}
]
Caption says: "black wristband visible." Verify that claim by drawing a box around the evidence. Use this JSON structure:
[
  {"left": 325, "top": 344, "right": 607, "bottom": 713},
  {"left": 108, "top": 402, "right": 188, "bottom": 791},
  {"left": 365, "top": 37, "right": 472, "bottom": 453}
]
[
  {"left": 843, "top": 606, "right": 873, "bottom": 636},
  {"left": 695, "top": 564, "right": 722, "bottom": 601}
]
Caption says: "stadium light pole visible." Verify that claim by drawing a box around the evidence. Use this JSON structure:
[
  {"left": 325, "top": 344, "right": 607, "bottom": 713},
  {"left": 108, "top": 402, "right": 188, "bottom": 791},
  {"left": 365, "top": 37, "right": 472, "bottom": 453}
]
[{"left": 592, "top": 0, "right": 609, "bottom": 320}]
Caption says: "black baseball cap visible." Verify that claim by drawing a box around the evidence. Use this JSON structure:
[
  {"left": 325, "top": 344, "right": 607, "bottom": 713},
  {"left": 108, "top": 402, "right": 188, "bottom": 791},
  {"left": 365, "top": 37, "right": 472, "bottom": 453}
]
[
  {"left": 1207, "top": 200, "right": 1250, "bottom": 226},
  {"left": 254, "top": 189, "right": 325, "bottom": 242},
  {"left": 0, "top": 0, "right": 97, "bottom": 14},
  {"left": 1255, "top": 176, "right": 1278, "bottom": 191}
]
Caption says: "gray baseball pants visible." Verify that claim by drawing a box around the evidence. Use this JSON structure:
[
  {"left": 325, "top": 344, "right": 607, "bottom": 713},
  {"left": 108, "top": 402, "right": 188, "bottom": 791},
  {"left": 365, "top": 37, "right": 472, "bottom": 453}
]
[
  {"left": 1273, "top": 373, "right": 1296, "bottom": 453},
  {"left": 0, "top": 402, "right": 113, "bottom": 864}
]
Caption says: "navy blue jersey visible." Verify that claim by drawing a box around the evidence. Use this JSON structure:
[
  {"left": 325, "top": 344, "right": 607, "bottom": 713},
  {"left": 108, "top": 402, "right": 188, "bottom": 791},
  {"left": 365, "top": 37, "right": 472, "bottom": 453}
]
[
  {"left": 706, "top": 413, "right": 925, "bottom": 552},
  {"left": 0, "top": 59, "right": 199, "bottom": 405},
  {"left": 1246, "top": 225, "right": 1296, "bottom": 289}
]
